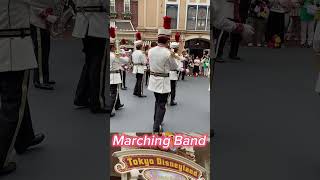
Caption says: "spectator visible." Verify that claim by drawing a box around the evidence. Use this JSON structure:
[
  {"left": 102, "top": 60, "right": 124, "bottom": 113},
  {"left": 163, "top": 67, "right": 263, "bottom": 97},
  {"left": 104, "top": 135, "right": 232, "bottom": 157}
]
[
  {"left": 267, "top": 0, "right": 290, "bottom": 47},
  {"left": 248, "top": 0, "right": 270, "bottom": 47},
  {"left": 300, "top": 0, "right": 315, "bottom": 47},
  {"left": 193, "top": 56, "right": 201, "bottom": 77}
]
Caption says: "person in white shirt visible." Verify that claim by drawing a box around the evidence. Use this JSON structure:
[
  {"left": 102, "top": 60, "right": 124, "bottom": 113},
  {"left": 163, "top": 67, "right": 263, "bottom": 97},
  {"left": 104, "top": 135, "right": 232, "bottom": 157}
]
[
  {"left": 0, "top": 0, "right": 45, "bottom": 175},
  {"left": 30, "top": 0, "right": 57, "bottom": 90},
  {"left": 132, "top": 32, "right": 147, "bottom": 97},
  {"left": 72, "top": 0, "right": 108, "bottom": 114},
  {"left": 169, "top": 38, "right": 182, "bottom": 106},
  {"left": 148, "top": 16, "right": 179, "bottom": 132},
  {"left": 109, "top": 27, "right": 129, "bottom": 117}
]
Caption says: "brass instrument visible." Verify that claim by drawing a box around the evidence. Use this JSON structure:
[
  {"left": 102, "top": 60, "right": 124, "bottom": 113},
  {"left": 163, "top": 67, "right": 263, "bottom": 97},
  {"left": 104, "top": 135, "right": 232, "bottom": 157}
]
[
  {"left": 170, "top": 50, "right": 182, "bottom": 61},
  {"left": 50, "top": 0, "right": 75, "bottom": 39},
  {"left": 115, "top": 39, "right": 121, "bottom": 58}
]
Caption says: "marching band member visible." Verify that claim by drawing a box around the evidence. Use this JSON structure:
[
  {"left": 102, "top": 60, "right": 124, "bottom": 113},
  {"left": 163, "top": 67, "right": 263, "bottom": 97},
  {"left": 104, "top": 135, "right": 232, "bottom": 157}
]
[
  {"left": 109, "top": 27, "right": 128, "bottom": 117},
  {"left": 72, "top": 0, "right": 108, "bottom": 114},
  {"left": 0, "top": 0, "right": 45, "bottom": 175},
  {"left": 211, "top": 0, "right": 255, "bottom": 89},
  {"left": 146, "top": 42, "right": 158, "bottom": 86},
  {"left": 30, "top": 0, "right": 57, "bottom": 90},
  {"left": 169, "top": 32, "right": 183, "bottom": 106},
  {"left": 120, "top": 39, "right": 129, "bottom": 90},
  {"left": 148, "top": 16, "right": 179, "bottom": 132},
  {"left": 132, "top": 32, "right": 147, "bottom": 98}
]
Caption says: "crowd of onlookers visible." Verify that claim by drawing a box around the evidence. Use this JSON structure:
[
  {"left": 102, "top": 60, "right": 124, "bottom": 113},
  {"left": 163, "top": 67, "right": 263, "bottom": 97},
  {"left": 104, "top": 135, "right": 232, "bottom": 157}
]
[
  {"left": 246, "top": 0, "right": 320, "bottom": 48},
  {"left": 183, "top": 54, "right": 211, "bottom": 78}
]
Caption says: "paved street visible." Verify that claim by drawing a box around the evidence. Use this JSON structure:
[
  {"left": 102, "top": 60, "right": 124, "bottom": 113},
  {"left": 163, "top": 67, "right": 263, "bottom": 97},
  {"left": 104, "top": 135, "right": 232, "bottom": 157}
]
[
  {"left": 213, "top": 47, "right": 320, "bottom": 180},
  {"left": 2, "top": 40, "right": 107, "bottom": 180},
  {"left": 110, "top": 72, "right": 210, "bottom": 132}
]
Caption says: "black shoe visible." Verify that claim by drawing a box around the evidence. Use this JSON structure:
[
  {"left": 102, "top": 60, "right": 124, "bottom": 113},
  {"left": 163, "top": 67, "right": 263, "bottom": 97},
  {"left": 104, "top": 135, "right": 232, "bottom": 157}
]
[
  {"left": 121, "top": 87, "right": 127, "bottom": 90},
  {"left": 229, "top": 56, "right": 241, "bottom": 60},
  {"left": 47, "top": 80, "right": 56, "bottom": 85},
  {"left": 110, "top": 112, "right": 115, "bottom": 117},
  {"left": 74, "top": 100, "right": 89, "bottom": 107},
  {"left": 90, "top": 108, "right": 111, "bottom": 114},
  {"left": 34, "top": 83, "right": 54, "bottom": 90},
  {"left": 133, "top": 93, "right": 139, "bottom": 96},
  {"left": 170, "top": 101, "right": 177, "bottom": 106},
  {"left": 138, "top": 95, "right": 147, "bottom": 98},
  {"left": 0, "top": 162, "right": 16, "bottom": 176},
  {"left": 115, "top": 104, "right": 124, "bottom": 110},
  {"left": 16, "top": 133, "right": 45, "bottom": 154},
  {"left": 215, "top": 57, "right": 225, "bottom": 63}
]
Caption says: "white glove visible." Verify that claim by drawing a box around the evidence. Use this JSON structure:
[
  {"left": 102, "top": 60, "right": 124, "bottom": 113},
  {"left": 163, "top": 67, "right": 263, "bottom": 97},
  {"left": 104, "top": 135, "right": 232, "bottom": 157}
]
[
  {"left": 241, "top": 24, "right": 255, "bottom": 40},
  {"left": 46, "top": 15, "right": 58, "bottom": 23}
]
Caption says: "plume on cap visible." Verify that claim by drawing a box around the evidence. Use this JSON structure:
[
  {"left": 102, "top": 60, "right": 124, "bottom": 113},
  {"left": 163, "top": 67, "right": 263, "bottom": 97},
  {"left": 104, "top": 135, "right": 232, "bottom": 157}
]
[
  {"left": 158, "top": 16, "right": 172, "bottom": 37},
  {"left": 134, "top": 32, "right": 143, "bottom": 46},
  {"left": 109, "top": 27, "right": 116, "bottom": 38},
  {"left": 136, "top": 32, "right": 142, "bottom": 40},
  {"left": 120, "top": 39, "right": 126, "bottom": 45},
  {"left": 175, "top": 32, "right": 180, "bottom": 42},
  {"left": 163, "top": 16, "right": 171, "bottom": 29}
]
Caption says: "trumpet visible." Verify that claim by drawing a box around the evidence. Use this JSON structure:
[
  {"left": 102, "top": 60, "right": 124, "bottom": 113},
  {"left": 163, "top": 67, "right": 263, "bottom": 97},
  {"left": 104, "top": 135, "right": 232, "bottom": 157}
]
[
  {"left": 170, "top": 50, "right": 183, "bottom": 61},
  {"left": 115, "top": 39, "right": 121, "bottom": 57},
  {"left": 50, "top": 0, "right": 75, "bottom": 38}
]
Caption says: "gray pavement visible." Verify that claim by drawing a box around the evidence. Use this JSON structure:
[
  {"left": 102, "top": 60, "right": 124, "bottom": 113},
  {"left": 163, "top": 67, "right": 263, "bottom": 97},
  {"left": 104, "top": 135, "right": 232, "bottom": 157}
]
[
  {"left": 213, "top": 47, "right": 320, "bottom": 180},
  {"left": 110, "top": 73, "right": 210, "bottom": 132},
  {"left": 2, "top": 39, "right": 107, "bottom": 180}
]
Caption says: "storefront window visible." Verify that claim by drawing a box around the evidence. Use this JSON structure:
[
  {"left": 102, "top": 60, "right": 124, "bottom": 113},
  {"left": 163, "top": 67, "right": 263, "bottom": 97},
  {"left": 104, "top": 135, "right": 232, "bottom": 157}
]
[
  {"left": 187, "top": 5, "right": 209, "bottom": 31},
  {"left": 124, "top": 0, "right": 130, "bottom": 13},
  {"left": 186, "top": 5, "right": 197, "bottom": 30},
  {"left": 110, "top": 0, "right": 115, "bottom": 12},
  {"left": 197, "top": 6, "right": 207, "bottom": 30},
  {"left": 166, "top": 4, "right": 178, "bottom": 29}
]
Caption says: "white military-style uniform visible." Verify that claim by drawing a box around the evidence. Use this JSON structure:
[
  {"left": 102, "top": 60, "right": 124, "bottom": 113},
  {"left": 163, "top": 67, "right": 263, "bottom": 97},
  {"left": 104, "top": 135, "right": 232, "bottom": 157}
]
[
  {"left": 148, "top": 46, "right": 179, "bottom": 94},
  {"left": 169, "top": 53, "right": 182, "bottom": 81},
  {"left": 29, "top": 0, "right": 56, "bottom": 29},
  {"left": 212, "top": 0, "right": 237, "bottom": 32},
  {"left": 0, "top": 0, "right": 37, "bottom": 72},
  {"left": 131, "top": 50, "right": 147, "bottom": 74},
  {"left": 72, "top": 0, "right": 107, "bottom": 38},
  {"left": 0, "top": 0, "right": 40, "bottom": 170},
  {"left": 110, "top": 52, "right": 129, "bottom": 84}
]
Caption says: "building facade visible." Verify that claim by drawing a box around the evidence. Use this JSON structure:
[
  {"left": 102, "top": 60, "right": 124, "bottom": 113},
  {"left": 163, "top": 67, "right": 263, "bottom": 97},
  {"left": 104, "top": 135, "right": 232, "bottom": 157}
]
[
  {"left": 110, "top": 0, "right": 139, "bottom": 48},
  {"left": 137, "top": 0, "right": 210, "bottom": 57}
]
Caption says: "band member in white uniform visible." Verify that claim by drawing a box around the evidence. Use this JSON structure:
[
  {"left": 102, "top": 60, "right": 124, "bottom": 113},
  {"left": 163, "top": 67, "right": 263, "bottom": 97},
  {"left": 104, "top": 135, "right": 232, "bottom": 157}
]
[
  {"left": 109, "top": 27, "right": 129, "bottom": 117},
  {"left": 119, "top": 39, "right": 129, "bottom": 90},
  {"left": 0, "top": 0, "right": 45, "bottom": 175},
  {"left": 72, "top": 0, "right": 108, "bottom": 113},
  {"left": 169, "top": 33, "right": 183, "bottom": 106},
  {"left": 145, "top": 42, "right": 157, "bottom": 86},
  {"left": 148, "top": 16, "right": 179, "bottom": 132},
  {"left": 30, "top": 0, "right": 57, "bottom": 90},
  {"left": 132, "top": 32, "right": 147, "bottom": 97}
]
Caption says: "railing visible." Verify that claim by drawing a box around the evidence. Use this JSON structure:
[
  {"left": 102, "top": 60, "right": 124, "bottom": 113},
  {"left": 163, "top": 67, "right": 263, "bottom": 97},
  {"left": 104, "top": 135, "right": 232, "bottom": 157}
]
[{"left": 122, "top": 12, "right": 132, "bottom": 20}]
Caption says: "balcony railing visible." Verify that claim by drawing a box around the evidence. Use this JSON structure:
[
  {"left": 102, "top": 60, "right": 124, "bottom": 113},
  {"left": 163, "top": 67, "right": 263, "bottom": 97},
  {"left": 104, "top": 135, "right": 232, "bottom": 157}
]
[
  {"left": 122, "top": 12, "right": 132, "bottom": 20},
  {"left": 110, "top": 12, "right": 117, "bottom": 19}
]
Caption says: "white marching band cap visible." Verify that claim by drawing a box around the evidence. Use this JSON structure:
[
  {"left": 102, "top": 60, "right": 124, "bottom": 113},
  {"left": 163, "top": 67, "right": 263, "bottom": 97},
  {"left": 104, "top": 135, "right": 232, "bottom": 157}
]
[
  {"left": 158, "top": 16, "right": 172, "bottom": 37},
  {"left": 170, "top": 42, "right": 179, "bottom": 49},
  {"left": 170, "top": 32, "right": 180, "bottom": 49},
  {"left": 109, "top": 26, "right": 116, "bottom": 44},
  {"left": 134, "top": 32, "right": 143, "bottom": 46}
]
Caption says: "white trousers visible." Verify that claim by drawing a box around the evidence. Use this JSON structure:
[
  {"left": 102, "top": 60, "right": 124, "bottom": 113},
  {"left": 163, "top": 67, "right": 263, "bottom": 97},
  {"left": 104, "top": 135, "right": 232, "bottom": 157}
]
[{"left": 301, "top": 20, "right": 315, "bottom": 45}]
